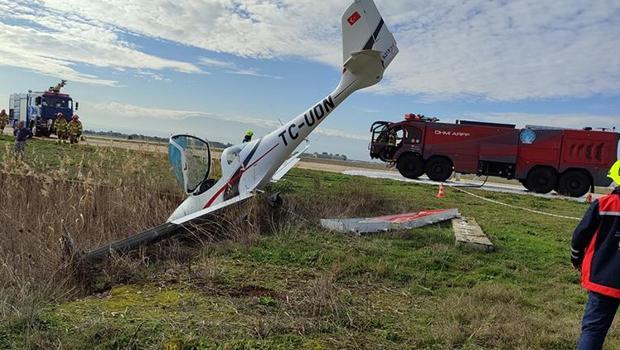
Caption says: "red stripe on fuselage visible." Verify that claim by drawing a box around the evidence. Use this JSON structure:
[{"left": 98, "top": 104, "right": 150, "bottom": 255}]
[{"left": 203, "top": 144, "right": 279, "bottom": 209}]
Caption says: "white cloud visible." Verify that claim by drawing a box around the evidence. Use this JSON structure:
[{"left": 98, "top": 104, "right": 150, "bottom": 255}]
[
  {"left": 225, "top": 68, "right": 282, "bottom": 80},
  {"left": 199, "top": 57, "right": 235, "bottom": 69},
  {"left": 136, "top": 70, "right": 171, "bottom": 82},
  {"left": 1, "top": 0, "right": 619, "bottom": 100},
  {"left": 88, "top": 102, "right": 214, "bottom": 120},
  {"left": 378, "top": 1, "right": 620, "bottom": 100},
  {"left": 201, "top": 56, "right": 281, "bottom": 79},
  {"left": 84, "top": 101, "right": 366, "bottom": 140},
  {"left": 0, "top": 0, "right": 203, "bottom": 85},
  {"left": 313, "top": 127, "right": 367, "bottom": 141}
]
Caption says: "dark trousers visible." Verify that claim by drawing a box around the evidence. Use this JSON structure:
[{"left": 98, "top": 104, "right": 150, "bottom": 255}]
[{"left": 578, "top": 292, "right": 619, "bottom": 350}]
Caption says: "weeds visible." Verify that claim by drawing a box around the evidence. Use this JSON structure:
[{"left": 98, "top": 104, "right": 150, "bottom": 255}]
[
  {"left": 0, "top": 139, "right": 184, "bottom": 327},
  {"left": 0, "top": 137, "right": 373, "bottom": 335}
]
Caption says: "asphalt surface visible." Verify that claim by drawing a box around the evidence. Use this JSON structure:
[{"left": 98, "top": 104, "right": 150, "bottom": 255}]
[{"left": 342, "top": 170, "right": 603, "bottom": 203}]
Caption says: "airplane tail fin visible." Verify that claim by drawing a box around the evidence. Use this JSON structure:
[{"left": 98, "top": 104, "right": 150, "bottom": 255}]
[
  {"left": 342, "top": 0, "right": 398, "bottom": 69},
  {"left": 338, "top": 0, "right": 398, "bottom": 92}
]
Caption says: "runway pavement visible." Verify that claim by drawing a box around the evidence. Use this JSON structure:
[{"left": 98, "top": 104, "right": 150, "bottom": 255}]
[{"left": 342, "top": 170, "right": 604, "bottom": 203}]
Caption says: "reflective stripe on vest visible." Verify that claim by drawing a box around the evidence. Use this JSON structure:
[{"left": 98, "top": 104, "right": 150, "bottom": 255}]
[{"left": 581, "top": 193, "right": 620, "bottom": 298}]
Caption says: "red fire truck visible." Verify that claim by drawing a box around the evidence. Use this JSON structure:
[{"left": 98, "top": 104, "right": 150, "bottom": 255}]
[{"left": 369, "top": 115, "right": 619, "bottom": 197}]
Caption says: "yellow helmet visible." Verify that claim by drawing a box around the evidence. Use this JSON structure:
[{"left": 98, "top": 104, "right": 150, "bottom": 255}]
[
  {"left": 608, "top": 160, "right": 620, "bottom": 185},
  {"left": 245, "top": 130, "right": 254, "bottom": 137}
]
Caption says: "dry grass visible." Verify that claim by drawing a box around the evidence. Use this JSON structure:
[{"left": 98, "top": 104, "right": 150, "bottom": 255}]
[
  {"left": 0, "top": 143, "right": 392, "bottom": 331},
  {"left": 0, "top": 147, "right": 183, "bottom": 325}
]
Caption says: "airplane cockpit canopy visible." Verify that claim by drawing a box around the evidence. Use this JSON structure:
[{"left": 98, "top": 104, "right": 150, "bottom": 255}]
[{"left": 168, "top": 135, "right": 211, "bottom": 194}]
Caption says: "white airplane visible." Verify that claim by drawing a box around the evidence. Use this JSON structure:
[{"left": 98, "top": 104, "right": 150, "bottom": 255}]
[
  {"left": 83, "top": 0, "right": 399, "bottom": 261},
  {"left": 167, "top": 0, "right": 399, "bottom": 225}
]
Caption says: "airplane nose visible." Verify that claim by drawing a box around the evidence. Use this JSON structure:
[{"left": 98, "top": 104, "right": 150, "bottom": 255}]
[{"left": 167, "top": 205, "right": 188, "bottom": 223}]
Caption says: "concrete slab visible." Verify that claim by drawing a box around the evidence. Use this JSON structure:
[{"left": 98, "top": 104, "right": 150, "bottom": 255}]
[
  {"left": 452, "top": 217, "right": 495, "bottom": 252},
  {"left": 321, "top": 209, "right": 459, "bottom": 235}
]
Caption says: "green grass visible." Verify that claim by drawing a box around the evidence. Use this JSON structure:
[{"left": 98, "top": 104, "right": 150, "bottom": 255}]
[
  {"left": 0, "top": 134, "right": 175, "bottom": 186},
  {"left": 0, "top": 136, "right": 616, "bottom": 349}
]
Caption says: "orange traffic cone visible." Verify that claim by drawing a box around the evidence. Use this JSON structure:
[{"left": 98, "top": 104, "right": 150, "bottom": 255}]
[
  {"left": 585, "top": 193, "right": 593, "bottom": 203},
  {"left": 436, "top": 183, "right": 446, "bottom": 199}
]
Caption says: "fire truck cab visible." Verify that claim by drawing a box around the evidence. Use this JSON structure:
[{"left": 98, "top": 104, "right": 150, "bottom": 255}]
[
  {"left": 9, "top": 80, "right": 77, "bottom": 137},
  {"left": 370, "top": 115, "right": 619, "bottom": 197}
]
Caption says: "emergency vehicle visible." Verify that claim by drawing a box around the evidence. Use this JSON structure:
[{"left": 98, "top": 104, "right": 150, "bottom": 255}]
[
  {"left": 370, "top": 114, "right": 619, "bottom": 197},
  {"left": 9, "top": 80, "right": 78, "bottom": 137}
]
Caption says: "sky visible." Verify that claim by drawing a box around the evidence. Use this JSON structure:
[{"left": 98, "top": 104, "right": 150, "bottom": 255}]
[{"left": 0, "top": 0, "right": 619, "bottom": 160}]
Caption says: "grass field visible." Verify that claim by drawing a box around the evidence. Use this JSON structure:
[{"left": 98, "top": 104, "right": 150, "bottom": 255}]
[{"left": 0, "top": 135, "right": 616, "bottom": 349}]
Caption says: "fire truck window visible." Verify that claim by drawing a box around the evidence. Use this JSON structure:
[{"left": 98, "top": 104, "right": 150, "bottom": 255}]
[
  {"left": 409, "top": 127, "right": 422, "bottom": 144},
  {"left": 395, "top": 128, "right": 405, "bottom": 144},
  {"left": 44, "top": 96, "right": 68, "bottom": 109},
  {"left": 376, "top": 127, "right": 389, "bottom": 143}
]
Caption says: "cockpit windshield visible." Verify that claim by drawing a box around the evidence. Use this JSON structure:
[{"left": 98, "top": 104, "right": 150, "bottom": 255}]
[{"left": 168, "top": 135, "right": 211, "bottom": 194}]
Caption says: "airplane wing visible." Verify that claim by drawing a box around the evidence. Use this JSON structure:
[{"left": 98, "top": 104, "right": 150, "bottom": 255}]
[
  {"left": 81, "top": 193, "right": 254, "bottom": 263},
  {"left": 169, "top": 192, "right": 254, "bottom": 225},
  {"left": 271, "top": 142, "right": 310, "bottom": 182}
]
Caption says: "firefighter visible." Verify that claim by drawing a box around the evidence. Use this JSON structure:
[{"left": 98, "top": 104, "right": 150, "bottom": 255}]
[
  {"left": 0, "top": 109, "right": 8, "bottom": 135},
  {"left": 243, "top": 130, "right": 254, "bottom": 143},
  {"left": 13, "top": 121, "right": 32, "bottom": 160},
  {"left": 572, "top": 160, "right": 620, "bottom": 349},
  {"left": 54, "top": 113, "right": 68, "bottom": 143},
  {"left": 386, "top": 129, "right": 396, "bottom": 158},
  {"left": 67, "top": 114, "right": 83, "bottom": 144}
]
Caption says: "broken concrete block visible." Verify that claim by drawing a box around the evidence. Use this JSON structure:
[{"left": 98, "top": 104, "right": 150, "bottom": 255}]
[{"left": 452, "top": 217, "right": 495, "bottom": 252}]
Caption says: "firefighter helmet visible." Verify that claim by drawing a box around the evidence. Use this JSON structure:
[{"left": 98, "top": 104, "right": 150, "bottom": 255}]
[{"left": 608, "top": 160, "right": 620, "bottom": 186}]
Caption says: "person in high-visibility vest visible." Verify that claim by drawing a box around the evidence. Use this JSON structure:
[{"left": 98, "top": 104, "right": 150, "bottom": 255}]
[
  {"left": 0, "top": 109, "right": 8, "bottom": 135},
  {"left": 243, "top": 130, "right": 254, "bottom": 143},
  {"left": 386, "top": 129, "right": 398, "bottom": 158},
  {"left": 387, "top": 130, "right": 397, "bottom": 147},
  {"left": 54, "top": 113, "right": 68, "bottom": 143},
  {"left": 67, "top": 114, "right": 83, "bottom": 144},
  {"left": 572, "top": 160, "right": 620, "bottom": 349}
]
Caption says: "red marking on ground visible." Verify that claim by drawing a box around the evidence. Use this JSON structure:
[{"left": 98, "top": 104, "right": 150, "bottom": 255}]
[{"left": 368, "top": 210, "right": 451, "bottom": 223}]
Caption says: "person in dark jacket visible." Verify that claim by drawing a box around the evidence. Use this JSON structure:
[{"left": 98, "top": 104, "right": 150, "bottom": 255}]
[
  {"left": 0, "top": 109, "right": 8, "bottom": 135},
  {"left": 13, "top": 121, "right": 32, "bottom": 160},
  {"left": 572, "top": 161, "right": 620, "bottom": 350}
]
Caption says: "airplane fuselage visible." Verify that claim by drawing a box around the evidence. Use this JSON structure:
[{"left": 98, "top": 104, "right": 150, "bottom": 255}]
[{"left": 167, "top": 71, "right": 362, "bottom": 223}]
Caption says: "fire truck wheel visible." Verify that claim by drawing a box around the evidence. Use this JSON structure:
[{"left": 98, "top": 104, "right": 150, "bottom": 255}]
[
  {"left": 397, "top": 153, "right": 425, "bottom": 179},
  {"left": 526, "top": 167, "right": 558, "bottom": 194},
  {"left": 425, "top": 157, "right": 453, "bottom": 182},
  {"left": 557, "top": 171, "right": 591, "bottom": 198}
]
